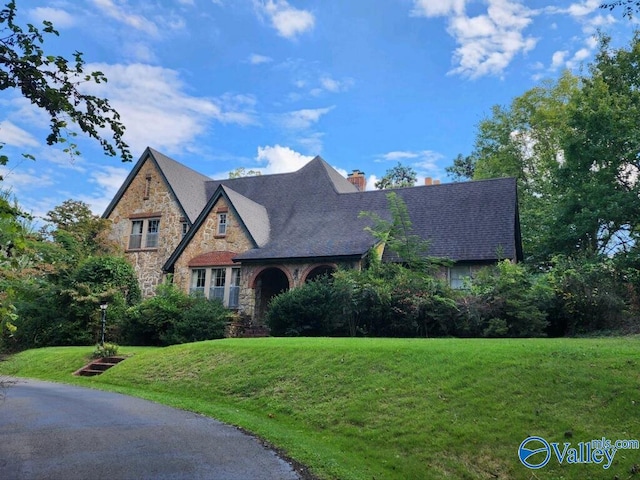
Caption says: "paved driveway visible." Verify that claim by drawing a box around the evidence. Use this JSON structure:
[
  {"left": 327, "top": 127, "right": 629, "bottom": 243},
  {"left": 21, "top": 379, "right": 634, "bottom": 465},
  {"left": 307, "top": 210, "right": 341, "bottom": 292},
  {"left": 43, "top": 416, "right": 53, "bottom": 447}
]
[{"left": 0, "top": 378, "right": 300, "bottom": 480}]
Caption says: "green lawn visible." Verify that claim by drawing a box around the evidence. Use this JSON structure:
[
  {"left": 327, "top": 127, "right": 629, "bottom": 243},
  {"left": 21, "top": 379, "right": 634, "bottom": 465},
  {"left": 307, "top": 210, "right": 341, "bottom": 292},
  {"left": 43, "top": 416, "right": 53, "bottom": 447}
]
[{"left": 1, "top": 337, "right": 639, "bottom": 479}]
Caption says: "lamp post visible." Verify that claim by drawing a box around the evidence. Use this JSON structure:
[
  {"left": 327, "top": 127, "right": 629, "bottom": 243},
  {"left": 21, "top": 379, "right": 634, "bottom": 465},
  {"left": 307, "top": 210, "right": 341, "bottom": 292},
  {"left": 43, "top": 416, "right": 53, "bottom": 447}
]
[{"left": 99, "top": 302, "right": 108, "bottom": 346}]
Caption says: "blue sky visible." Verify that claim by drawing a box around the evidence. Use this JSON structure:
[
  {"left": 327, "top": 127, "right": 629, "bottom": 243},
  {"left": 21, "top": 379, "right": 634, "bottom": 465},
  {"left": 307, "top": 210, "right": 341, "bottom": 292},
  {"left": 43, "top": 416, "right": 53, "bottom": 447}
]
[{"left": 0, "top": 0, "right": 636, "bottom": 220}]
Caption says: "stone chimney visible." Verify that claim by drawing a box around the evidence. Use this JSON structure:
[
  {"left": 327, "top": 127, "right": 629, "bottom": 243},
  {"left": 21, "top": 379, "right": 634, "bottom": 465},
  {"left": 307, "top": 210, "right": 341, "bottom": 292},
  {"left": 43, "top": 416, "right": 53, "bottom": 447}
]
[{"left": 347, "top": 169, "right": 366, "bottom": 191}]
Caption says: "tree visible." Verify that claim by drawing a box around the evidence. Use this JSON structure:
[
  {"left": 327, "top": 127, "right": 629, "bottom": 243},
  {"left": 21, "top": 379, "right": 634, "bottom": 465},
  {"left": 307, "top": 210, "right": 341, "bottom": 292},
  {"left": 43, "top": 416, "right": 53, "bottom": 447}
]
[
  {"left": 445, "top": 153, "right": 476, "bottom": 181},
  {"left": 228, "top": 167, "right": 262, "bottom": 178},
  {"left": 0, "top": 0, "right": 131, "bottom": 171},
  {"left": 556, "top": 33, "right": 640, "bottom": 258},
  {"left": 374, "top": 163, "right": 417, "bottom": 189},
  {"left": 601, "top": 1, "right": 640, "bottom": 18},
  {"left": 457, "top": 71, "right": 579, "bottom": 262},
  {"left": 43, "top": 200, "right": 116, "bottom": 261}
]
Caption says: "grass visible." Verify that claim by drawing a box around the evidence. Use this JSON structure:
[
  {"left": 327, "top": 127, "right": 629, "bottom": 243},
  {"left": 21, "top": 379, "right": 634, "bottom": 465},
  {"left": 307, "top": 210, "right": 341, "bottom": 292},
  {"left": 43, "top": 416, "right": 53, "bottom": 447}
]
[{"left": 1, "top": 337, "right": 639, "bottom": 479}]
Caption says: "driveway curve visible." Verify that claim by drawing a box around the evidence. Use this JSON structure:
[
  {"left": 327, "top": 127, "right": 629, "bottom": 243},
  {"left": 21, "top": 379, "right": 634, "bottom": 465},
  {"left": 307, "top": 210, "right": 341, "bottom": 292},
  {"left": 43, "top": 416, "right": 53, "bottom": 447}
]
[{"left": 0, "top": 378, "right": 301, "bottom": 480}]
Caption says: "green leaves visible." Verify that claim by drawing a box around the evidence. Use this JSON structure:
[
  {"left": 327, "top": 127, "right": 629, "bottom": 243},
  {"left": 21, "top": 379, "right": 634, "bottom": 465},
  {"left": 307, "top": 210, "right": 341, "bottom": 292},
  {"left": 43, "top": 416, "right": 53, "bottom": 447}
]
[{"left": 0, "top": 1, "right": 131, "bottom": 162}]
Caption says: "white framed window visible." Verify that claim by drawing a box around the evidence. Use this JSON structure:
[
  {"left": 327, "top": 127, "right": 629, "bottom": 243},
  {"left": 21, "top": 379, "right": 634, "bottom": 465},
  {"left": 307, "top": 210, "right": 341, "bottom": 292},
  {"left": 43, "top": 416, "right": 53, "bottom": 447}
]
[
  {"left": 210, "top": 268, "right": 226, "bottom": 301},
  {"left": 229, "top": 268, "right": 241, "bottom": 307},
  {"left": 217, "top": 213, "right": 227, "bottom": 236},
  {"left": 190, "top": 266, "right": 241, "bottom": 308},
  {"left": 129, "top": 220, "right": 143, "bottom": 249},
  {"left": 190, "top": 269, "right": 206, "bottom": 296},
  {"left": 449, "top": 265, "right": 472, "bottom": 290},
  {"left": 128, "top": 217, "right": 161, "bottom": 250}
]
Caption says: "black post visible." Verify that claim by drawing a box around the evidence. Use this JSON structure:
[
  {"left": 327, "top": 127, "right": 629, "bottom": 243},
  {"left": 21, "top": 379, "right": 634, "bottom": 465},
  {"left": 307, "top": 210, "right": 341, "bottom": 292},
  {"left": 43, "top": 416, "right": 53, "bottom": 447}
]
[{"left": 99, "top": 303, "right": 108, "bottom": 346}]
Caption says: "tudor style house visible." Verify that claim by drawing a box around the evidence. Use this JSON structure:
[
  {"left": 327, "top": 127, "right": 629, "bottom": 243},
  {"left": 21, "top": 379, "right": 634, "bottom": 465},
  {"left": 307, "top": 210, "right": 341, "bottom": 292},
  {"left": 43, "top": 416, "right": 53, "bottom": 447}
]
[{"left": 103, "top": 147, "right": 523, "bottom": 322}]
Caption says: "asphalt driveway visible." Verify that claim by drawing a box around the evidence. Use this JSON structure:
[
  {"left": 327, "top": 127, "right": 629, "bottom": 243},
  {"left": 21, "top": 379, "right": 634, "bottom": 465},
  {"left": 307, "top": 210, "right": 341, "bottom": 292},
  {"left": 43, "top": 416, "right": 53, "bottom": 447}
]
[{"left": 0, "top": 378, "right": 301, "bottom": 480}]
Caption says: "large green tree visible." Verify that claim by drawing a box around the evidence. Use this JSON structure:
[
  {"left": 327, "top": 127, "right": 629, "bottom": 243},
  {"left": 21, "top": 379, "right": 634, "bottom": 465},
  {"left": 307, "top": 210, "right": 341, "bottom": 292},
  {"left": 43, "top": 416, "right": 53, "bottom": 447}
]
[
  {"left": 0, "top": 0, "right": 131, "bottom": 172},
  {"left": 453, "top": 72, "right": 578, "bottom": 262},
  {"left": 557, "top": 33, "right": 640, "bottom": 257}
]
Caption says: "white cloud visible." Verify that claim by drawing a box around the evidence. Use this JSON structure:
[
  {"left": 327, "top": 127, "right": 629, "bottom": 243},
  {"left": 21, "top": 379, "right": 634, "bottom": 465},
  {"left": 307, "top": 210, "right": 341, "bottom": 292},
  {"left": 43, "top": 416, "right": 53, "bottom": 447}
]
[
  {"left": 80, "top": 63, "right": 258, "bottom": 154},
  {"left": 551, "top": 50, "right": 568, "bottom": 69},
  {"left": 278, "top": 106, "right": 334, "bottom": 130},
  {"left": 366, "top": 174, "right": 378, "bottom": 191},
  {"left": 91, "top": 0, "right": 159, "bottom": 37},
  {"left": 256, "top": 145, "right": 314, "bottom": 174},
  {"left": 28, "top": 7, "right": 76, "bottom": 28},
  {"left": 412, "top": 0, "right": 538, "bottom": 79},
  {"left": 248, "top": 53, "right": 273, "bottom": 64},
  {"left": 86, "top": 166, "right": 131, "bottom": 214},
  {"left": 566, "top": 0, "right": 600, "bottom": 17},
  {"left": 296, "top": 132, "right": 325, "bottom": 154},
  {"left": 379, "top": 151, "right": 420, "bottom": 162},
  {"left": 255, "top": 0, "right": 315, "bottom": 39},
  {"left": 0, "top": 121, "right": 39, "bottom": 148},
  {"left": 411, "top": 0, "right": 465, "bottom": 17}
]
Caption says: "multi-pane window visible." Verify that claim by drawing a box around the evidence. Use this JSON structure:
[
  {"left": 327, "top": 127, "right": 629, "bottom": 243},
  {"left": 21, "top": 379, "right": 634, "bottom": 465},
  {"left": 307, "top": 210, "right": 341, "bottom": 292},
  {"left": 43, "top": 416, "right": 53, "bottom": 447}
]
[
  {"left": 217, "top": 213, "right": 227, "bottom": 236},
  {"left": 229, "top": 268, "right": 241, "bottom": 308},
  {"left": 146, "top": 219, "right": 160, "bottom": 248},
  {"left": 190, "top": 269, "right": 206, "bottom": 296},
  {"left": 210, "top": 268, "right": 226, "bottom": 302},
  {"left": 129, "top": 220, "right": 143, "bottom": 249},
  {"left": 449, "top": 265, "right": 472, "bottom": 290},
  {"left": 128, "top": 218, "right": 160, "bottom": 250},
  {"left": 190, "top": 266, "right": 241, "bottom": 308}
]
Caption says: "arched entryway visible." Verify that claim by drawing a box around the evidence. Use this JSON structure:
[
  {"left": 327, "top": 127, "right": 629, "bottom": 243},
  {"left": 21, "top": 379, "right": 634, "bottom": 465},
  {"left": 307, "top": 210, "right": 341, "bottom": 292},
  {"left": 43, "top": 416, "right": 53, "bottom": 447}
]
[
  {"left": 303, "top": 264, "right": 337, "bottom": 283},
  {"left": 253, "top": 267, "right": 290, "bottom": 321}
]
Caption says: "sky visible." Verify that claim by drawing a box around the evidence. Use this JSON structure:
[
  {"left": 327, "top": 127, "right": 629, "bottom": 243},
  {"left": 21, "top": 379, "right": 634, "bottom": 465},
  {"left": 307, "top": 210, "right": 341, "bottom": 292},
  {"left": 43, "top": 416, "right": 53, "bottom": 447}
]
[{"left": 0, "top": 0, "right": 637, "bottom": 221}]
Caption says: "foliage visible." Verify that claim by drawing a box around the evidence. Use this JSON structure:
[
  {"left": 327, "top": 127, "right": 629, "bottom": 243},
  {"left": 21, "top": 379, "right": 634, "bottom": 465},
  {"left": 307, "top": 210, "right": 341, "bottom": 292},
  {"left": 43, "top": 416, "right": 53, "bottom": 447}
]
[
  {"left": 123, "top": 282, "right": 230, "bottom": 346},
  {"left": 374, "top": 162, "right": 417, "bottom": 189},
  {"left": 0, "top": 1, "right": 131, "bottom": 163},
  {"left": 266, "top": 276, "right": 345, "bottom": 336},
  {"left": 600, "top": 0, "right": 640, "bottom": 18},
  {"left": 91, "top": 342, "right": 119, "bottom": 359},
  {"left": 454, "top": 261, "right": 551, "bottom": 337},
  {"left": 545, "top": 255, "right": 629, "bottom": 336},
  {"left": 228, "top": 167, "right": 262, "bottom": 178},
  {"left": 360, "top": 192, "right": 444, "bottom": 273},
  {"left": 555, "top": 33, "right": 640, "bottom": 258}
]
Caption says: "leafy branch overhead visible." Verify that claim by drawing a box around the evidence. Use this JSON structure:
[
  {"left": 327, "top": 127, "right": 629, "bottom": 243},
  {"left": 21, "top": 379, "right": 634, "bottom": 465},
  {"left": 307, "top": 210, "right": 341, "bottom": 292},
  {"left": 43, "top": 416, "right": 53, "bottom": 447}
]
[{"left": 0, "top": 1, "right": 131, "bottom": 164}]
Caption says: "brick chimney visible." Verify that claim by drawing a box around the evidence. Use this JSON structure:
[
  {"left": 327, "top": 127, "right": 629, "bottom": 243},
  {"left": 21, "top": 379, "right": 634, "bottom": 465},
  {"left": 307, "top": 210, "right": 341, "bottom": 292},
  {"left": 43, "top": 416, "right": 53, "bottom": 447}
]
[
  {"left": 424, "top": 177, "right": 441, "bottom": 186},
  {"left": 347, "top": 169, "right": 366, "bottom": 191}
]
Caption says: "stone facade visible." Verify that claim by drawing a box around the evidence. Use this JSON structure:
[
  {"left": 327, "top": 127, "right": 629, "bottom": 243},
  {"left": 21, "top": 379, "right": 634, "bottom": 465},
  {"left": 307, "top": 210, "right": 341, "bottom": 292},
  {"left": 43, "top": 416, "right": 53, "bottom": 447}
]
[
  {"left": 172, "top": 196, "right": 256, "bottom": 315},
  {"left": 105, "top": 158, "right": 185, "bottom": 297}
]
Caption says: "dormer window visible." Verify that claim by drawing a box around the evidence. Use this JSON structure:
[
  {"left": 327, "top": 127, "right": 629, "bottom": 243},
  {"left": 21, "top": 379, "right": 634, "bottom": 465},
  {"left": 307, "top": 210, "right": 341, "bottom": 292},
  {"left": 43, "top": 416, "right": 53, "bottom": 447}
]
[{"left": 217, "top": 213, "right": 227, "bottom": 236}]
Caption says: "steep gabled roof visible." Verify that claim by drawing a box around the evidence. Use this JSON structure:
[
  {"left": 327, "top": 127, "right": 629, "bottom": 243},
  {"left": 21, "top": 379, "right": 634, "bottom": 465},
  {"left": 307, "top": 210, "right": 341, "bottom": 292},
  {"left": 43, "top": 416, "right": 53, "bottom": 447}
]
[
  {"left": 221, "top": 185, "right": 270, "bottom": 247},
  {"left": 150, "top": 149, "right": 521, "bottom": 270},
  {"left": 102, "top": 147, "right": 211, "bottom": 223}
]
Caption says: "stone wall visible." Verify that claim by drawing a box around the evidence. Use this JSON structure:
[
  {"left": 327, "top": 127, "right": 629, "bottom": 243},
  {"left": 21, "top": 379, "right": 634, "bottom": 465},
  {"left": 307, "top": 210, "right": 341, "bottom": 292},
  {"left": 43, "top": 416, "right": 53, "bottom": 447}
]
[
  {"left": 105, "top": 156, "right": 185, "bottom": 297},
  {"left": 172, "top": 196, "right": 256, "bottom": 314}
]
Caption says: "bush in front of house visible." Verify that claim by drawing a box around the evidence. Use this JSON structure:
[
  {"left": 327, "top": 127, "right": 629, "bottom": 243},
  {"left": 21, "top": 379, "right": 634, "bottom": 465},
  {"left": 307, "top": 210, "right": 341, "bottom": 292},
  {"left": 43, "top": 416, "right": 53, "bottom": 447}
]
[
  {"left": 266, "top": 264, "right": 458, "bottom": 338},
  {"left": 266, "top": 276, "right": 346, "bottom": 336},
  {"left": 122, "top": 282, "right": 231, "bottom": 346},
  {"left": 453, "top": 260, "right": 552, "bottom": 338}
]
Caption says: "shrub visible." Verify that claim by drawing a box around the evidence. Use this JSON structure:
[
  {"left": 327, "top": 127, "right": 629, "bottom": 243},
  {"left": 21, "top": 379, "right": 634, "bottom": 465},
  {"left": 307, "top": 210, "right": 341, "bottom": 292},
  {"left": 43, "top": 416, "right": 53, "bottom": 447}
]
[
  {"left": 545, "top": 255, "right": 628, "bottom": 335},
  {"left": 266, "top": 276, "right": 346, "bottom": 336},
  {"left": 123, "top": 282, "right": 231, "bottom": 346},
  {"left": 91, "top": 342, "right": 119, "bottom": 359},
  {"left": 454, "top": 261, "right": 551, "bottom": 337}
]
